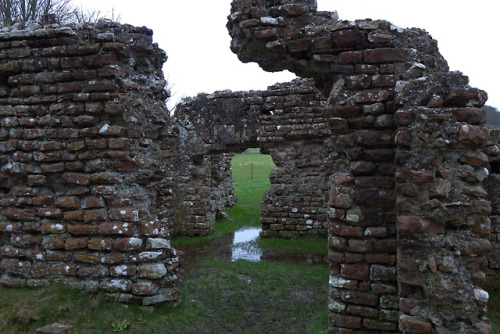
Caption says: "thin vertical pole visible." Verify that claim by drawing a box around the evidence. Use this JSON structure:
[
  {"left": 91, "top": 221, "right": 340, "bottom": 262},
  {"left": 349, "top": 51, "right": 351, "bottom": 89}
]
[{"left": 251, "top": 162, "right": 254, "bottom": 180}]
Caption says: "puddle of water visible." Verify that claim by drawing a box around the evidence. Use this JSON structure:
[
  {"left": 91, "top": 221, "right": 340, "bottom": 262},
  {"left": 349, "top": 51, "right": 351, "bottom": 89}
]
[
  {"left": 233, "top": 228, "right": 260, "bottom": 244},
  {"left": 232, "top": 227, "right": 262, "bottom": 262},
  {"left": 175, "top": 226, "right": 327, "bottom": 269}
]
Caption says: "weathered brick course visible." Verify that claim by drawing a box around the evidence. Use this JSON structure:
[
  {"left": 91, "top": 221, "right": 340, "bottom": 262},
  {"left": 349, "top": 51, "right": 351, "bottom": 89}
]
[{"left": 0, "top": 21, "right": 180, "bottom": 306}]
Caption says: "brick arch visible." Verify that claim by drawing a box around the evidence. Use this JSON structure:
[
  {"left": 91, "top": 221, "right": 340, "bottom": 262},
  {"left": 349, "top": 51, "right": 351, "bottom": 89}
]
[
  {"left": 173, "top": 79, "right": 332, "bottom": 237},
  {"left": 226, "top": 1, "right": 492, "bottom": 332}
]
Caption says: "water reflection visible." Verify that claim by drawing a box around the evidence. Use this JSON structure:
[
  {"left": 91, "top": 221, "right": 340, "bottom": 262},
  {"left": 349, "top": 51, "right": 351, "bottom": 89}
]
[
  {"left": 175, "top": 227, "right": 327, "bottom": 269},
  {"left": 232, "top": 228, "right": 262, "bottom": 262}
]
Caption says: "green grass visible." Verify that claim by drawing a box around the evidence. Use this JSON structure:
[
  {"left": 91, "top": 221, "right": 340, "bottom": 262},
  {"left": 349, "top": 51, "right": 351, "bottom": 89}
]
[
  {"left": 489, "top": 288, "right": 500, "bottom": 333},
  {"left": 173, "top": 150, "right": 276, "bottom": 245},
  {"left": 0, "top": 285, "right": 154, "bottom": 334},
  {"left": 0, "top": 151, "right": 331, "bottom": 333},
  {"left": 165, "top": 260, "right": 329, "bottom": 334}
]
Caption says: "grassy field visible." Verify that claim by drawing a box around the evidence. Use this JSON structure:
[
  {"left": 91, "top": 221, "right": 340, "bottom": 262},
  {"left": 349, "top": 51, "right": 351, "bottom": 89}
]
[
  {"left": 489, "top": 288, "right": 500, "bottom": 333},
  {"left": 0, "top": 150, "right": 329, "bottom": 333}
]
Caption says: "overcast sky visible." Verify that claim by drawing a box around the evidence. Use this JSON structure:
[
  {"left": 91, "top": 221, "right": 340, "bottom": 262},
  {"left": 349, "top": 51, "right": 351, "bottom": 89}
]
[{"left": 72, "top": 0, "right": 499, "bottom": 110}]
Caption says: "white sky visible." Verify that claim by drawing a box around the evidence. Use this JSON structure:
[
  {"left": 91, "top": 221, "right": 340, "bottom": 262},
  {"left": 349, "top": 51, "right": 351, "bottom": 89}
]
[{"left": 72, "top": 0, "right": 499, "bottom": 110}]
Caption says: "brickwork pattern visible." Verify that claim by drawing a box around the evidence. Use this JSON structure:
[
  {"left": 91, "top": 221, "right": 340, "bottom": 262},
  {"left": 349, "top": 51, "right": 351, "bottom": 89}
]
[
  {"left": 0, "top": 21, "right": 181, "bottom": 305},
  {"left": 227, "top": 0, "right": 492, "bottom": 333},
  {"left": 174, "top": 79, "right": 332, "bottom": 237}
]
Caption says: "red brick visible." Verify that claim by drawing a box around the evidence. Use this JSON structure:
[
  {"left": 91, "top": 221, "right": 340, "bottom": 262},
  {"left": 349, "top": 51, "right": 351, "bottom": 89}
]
[
  {"left": 370, "top": 264, "right": 396, "bottom": 281},
  {"left": 346, "top": 305, "right": 378, "bottom": 317},
  {"left": 32, "top": 262, "right": 50, "bottom": 278},
  {"left": 63, "top": 172, "right": 90, "bottom": 185},
  {"left": 312, "top": 37, "right": 332, "bottom": 50},
  {"left": 98, "top": 125, "right": 126, "bottom": 136},
  {"left": 342, "top": 264, "right": 369, "bottom": 280},
  {"left": 23, "top": 128, "right": 45, "bottom": 139},
  {"left": 372, "top": 74, "right": 398, "bottom": 87},
  {"left": 91, "top": 172, "right": 123, "bottom": 185},
  {"left": 73, "top": 251, "right": 100, "bottom": 264},
  {"left": 329, "top": 186, "right": 354, "bottom": 209},
  {"left": 397, "top": 216, "right": 445, "bottom": 235},
  {"left": 41, "top": 162, "right": 65, "bottom": 173},
  {"left": 255, "top": 28, "right": 279, "bottom": 40},
  {"left": 333, "top": 30, "right": 366, "bottom": 48},
  {"left": 452, "top": 107, "right": 485, "bottom": 124},
  {"left": 55, "top": 196, "right": 80, "bottom": 209},
  {"left": 363, "top": 319, "right": 397, "bottom": 331},
  {"left": 111, "top": 264, "right": 136, "bottom": 277},
  {"left": 396, "top": 170, "right": 435, "bottom": 183},
  {"left": 348, "top": 239, "right": 373, "bottom": 253},
  {"left": 365, "top": 253, "right": 395, "bottom": 264},
  {"left": 353, "top": 130, "right": 393, "bottom": 146},
  {"left": 338, "top": 51, "right": 363, "bottom": 65},
  {"left": 363, "top": 48, "right": 405, "bottom": 63},
  {"left": 114, "top": 237, "right": 143, "bottom": 252},
  {"left": 41, "top": 236, "right": 65, "bottom": 250},
  {"left": 443, "top": 89, "right": 486, "bottom": 108},
  {"left": 108, "top": 138, "right": 130, "bottom": 149},
  {"left": 0, "top": 222, "right": 23, "bottom": 232},
  {"left": 84, "top": 139, "right": 107, "bottom": 149},
  {"left": 356, "top": 189, "right": 394, "bottom": 208},
  {"left": 355, "top": 176, "right": 393, "bottom": 188},
  {"left": 98, "top": 222, "right": 134, "bottom": 236},
  {"left": 330, "top": 224, "right": 363, "bottom": 237},
  {"left": 83, "top": 80, "right": 115, "bottom": 93},
  {"left": 132, "top": 281, "right": 159, "bottom": 296},
  {"left": 65, "top": 237, "right": 88, "bottom": 250},
  {"left": 85, "top": 197, "right": 105, "bottom": 208},
  {"left": 41, "top": 222, "right": 67, "bottom": 234},
  {"left": 350, "top": 161, "right": 376, "bottom": 176},
  {"left": 63, "top": 210, "right": 84, "bottom": 221},
  {"left": 400, "top": 316, "right": 432, "bottom": 333},
  {"left": 373, "top": 239, "right": 397, "bottom": 253},
  {"left": 83, "top": 209, "right": 107, "bottom": 222},
  {"left": 139, "top": 220, "right": 161, "bottom": 236},
  {"left": 344, "top": 253, "right": 364, "bottom": 263},
  {"left": 7, "top": 208, "right": 36, "bottom": 221},
  {"left": 77, "top": 265, "right": 109, "bottom": 277},
  {"left": 100, "top": 252, "right": 126, "bottom": 264},
  {"left": 329, "top": 236, "right": 347, "bottom": 250},
  {"left": 458, "top": 125, "right": 489, "bottom": 147},
  {"left": 341, "top": 290, "right": 379, "bottom": 306},
  {"left": 38, "top": 207, "right": 63, "bottom": 219},
  {"left": 88, "top": 238, "right": 113, "bottom": 250},
  {"left": 0, "top": 259, "right": 31, "bottom": 276},
  {"left": 67, "top": 224, "right": 97, "bottom": 236},
  {"left": 399, "top": 272, "right": 427, "bottom": 287},
  {"left": 109, "top": 208, "right": 139, "bottom": 222},
  {"left": 329, "top": 313, "right": 361, "bottom": 329}
]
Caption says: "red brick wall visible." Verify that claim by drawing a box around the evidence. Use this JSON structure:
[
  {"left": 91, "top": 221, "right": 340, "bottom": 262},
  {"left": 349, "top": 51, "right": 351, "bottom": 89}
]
[
  {"left": 227, "top": 1, "right": 492, "bottom": 332},
  {"left": 0, "top": 22, "right": 180, "bottom": 305}
]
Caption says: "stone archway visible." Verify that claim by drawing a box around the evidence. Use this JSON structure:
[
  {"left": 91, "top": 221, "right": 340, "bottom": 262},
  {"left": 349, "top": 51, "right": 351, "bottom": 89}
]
[{"left": 224, "top": 1, "right": 492, "bottom": 332}]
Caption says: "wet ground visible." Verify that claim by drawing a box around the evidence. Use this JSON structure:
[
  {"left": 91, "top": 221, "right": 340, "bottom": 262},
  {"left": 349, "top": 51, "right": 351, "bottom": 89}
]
[{"left": 175, "top": 227, "right": 327, "bottom": 269}]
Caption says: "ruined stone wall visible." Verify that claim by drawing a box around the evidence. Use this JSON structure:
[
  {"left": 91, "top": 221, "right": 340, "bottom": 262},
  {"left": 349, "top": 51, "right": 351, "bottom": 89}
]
[
  {"left": 227, "top": 0, "right": 492, "bottom": 332},
  {"left": 174, "top": 79, "right": 333, "bottom": 237},
  {"left": 0, "top": 21, "right": 181, "bottom": 305},
  {"left": 484, "top": 129, "right": 500, "bottom": 288}
]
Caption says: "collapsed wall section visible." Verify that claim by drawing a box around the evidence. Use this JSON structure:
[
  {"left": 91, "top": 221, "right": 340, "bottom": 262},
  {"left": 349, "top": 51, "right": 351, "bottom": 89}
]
[{"left": 0, "top": 21, "right": 181, "bottom": 305}]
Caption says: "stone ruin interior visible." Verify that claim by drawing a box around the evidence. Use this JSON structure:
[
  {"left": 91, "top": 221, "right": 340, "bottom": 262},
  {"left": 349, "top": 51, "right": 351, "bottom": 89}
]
[{"left": 0, "top": 0, "right": 499, "bottom": 332}]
